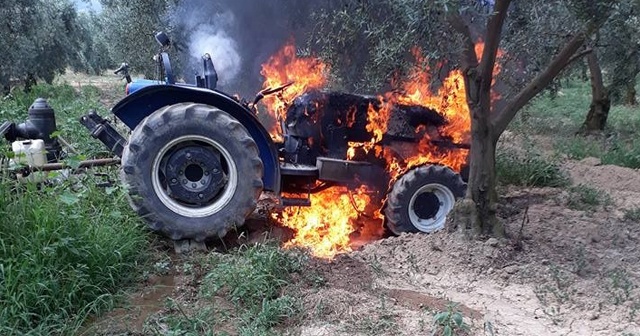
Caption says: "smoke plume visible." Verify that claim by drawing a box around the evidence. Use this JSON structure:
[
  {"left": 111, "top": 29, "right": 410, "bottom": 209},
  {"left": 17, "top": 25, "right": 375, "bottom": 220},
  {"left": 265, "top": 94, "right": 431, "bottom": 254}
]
[
  {"left": 172, "top": 0, "right": 323, "bottom": 96},
  {"left": 186, "top": 12, "right": 241, "bottom": 85}
]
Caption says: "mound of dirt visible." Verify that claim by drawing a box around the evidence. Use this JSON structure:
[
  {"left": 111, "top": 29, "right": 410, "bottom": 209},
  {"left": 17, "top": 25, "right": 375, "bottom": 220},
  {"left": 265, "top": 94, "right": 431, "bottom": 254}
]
[{"left": 295, "top": 159, "right": 640, "bottom": 335}]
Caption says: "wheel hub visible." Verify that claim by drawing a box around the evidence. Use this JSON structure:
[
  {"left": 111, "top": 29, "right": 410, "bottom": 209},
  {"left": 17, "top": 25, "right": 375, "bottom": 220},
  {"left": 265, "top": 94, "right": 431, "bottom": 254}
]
[
  {"left": 413, "top": 192, "right": 440, "bottom": 220},
  {"left": 164, "top": 145, "right": 225, "bottom": 204}
]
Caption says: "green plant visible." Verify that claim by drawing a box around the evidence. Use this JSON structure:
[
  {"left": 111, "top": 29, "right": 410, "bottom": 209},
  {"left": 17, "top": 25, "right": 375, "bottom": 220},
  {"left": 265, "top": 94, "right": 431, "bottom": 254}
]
[
  {"left": 566, "top": 184, "right": 612, "bottom": 211},
  {"left": 496, "top": 149, "right": 569, "bottom": 187},
  {"left": 607, "top": 268, "right": 635, "bottom": 305},
  {"left": 198, "top": 243, "right": 305, "bottom": 334},
  {"left": 623, "top": 208, "right": 640, "bottom": 221},
  {"left": 432, "top": 303, "right": 469, "bottom": 336},
  {"left": 0, "top": 172, "right": 149, "bottom": 335}
]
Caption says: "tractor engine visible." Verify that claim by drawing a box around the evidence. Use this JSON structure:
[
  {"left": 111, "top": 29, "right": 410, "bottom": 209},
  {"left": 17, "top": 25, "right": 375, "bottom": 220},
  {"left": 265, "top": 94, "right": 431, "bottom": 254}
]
[{"left": 280, "top": 90, "right": 449, "bottom": 167}]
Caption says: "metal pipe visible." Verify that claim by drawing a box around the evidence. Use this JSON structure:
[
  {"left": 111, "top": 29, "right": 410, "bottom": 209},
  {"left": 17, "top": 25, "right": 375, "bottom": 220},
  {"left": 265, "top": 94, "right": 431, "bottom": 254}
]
[{"left": 12, "top": 158, "right": 120, "bottom": 173}]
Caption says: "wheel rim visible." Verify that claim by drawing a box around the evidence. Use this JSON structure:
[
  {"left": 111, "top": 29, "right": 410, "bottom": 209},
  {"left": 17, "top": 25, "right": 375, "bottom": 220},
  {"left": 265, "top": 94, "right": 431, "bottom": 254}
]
[
  {"left": 151, "top": 135, "right": 238, "bottom": 218},
  {"left": 408, "top": 183, "right": 455, "bottom": 233}
]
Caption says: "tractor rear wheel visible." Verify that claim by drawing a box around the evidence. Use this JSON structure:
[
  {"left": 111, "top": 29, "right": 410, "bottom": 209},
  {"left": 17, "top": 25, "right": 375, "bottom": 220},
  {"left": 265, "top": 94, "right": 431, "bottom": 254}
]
[
  {"left": 120, "top": 103, "right": 263, "bottom": 241},
  {"left": 384, "top": 165, "right": 466, "bottom": 235}
]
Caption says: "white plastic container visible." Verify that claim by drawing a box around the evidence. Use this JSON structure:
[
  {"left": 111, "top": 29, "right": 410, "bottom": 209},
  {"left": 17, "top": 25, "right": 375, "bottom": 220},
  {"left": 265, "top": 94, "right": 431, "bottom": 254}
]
[{"left": 11, "top": 139, "right": 47, "bottom": 167}]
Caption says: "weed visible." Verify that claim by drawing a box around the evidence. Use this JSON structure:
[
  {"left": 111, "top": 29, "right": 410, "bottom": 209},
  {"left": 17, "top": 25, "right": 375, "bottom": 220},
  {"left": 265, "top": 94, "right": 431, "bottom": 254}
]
[
  {"left": 346, "top": 295, "right": 397, "bottom": 336},
  {"left": 607, "top": 268, "right": 635, "bottom": 305},
  {"left": 351, "top": 315, "right": 397, "bottom": 336},
  {"left": 555, "top": 136, "right": 604, "bottom": 160},
  {"left": 496, "top": 149, "right": 569, "bottom": 187},
  {"left": 534, "top": 264, "right": 577, "bottom": 307},
  {"left": 368, "top": 255, "right": 388, "bottom": 277},
  {"left": 198, "top": 243, "right": 305, "bottom": 334},
  {"left": 0, "top": 172, "right": 149, "bottom": 335},
  {"left": 566, "top": 184, "right": 612, "bottom": 211},
  {"left": 623, "top": 208, "right": 640, "bottom": 222},
  {"left": 630, "top": 300, "right": 640, "bottom": 321},
  {"left": 572, "top": 244, "right": 588, "bottom": 276},
  {"left": 432, "top": 302, "right": 469, "bottom": 336}
]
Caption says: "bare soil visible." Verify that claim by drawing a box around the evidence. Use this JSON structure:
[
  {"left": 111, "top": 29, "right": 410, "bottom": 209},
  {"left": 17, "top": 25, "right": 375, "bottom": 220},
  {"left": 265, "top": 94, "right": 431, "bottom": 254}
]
[{"left": 84, "top": 158, "right": 640, "bottom": 336}]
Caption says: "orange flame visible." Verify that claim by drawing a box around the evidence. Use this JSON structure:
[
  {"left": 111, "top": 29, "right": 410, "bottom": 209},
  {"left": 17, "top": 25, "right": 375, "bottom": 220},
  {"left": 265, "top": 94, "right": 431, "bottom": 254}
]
[
  {"left": 260, "top": 41, "right": 328, "bottom": 140},
  {"left": 261, "top": 40, "right": 503, "bottom": 259},
  {"left": 272, "top": 185, "right": 380, "bottom": 259}
]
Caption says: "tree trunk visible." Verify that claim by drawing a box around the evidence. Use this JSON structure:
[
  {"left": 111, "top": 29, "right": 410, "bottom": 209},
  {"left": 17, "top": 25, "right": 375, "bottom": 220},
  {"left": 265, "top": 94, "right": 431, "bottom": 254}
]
[
  {"left": 582, "top": 51, "right": 610, "bottom": 132},
  {"left": 625, "top": 81, "right": 637, "bottom": 106},
  {"left": 24, "top": 73, "right": 37, "bottom": 93},
  {"left": 455, "top": 103, "right": 504, "bottom": 237}
]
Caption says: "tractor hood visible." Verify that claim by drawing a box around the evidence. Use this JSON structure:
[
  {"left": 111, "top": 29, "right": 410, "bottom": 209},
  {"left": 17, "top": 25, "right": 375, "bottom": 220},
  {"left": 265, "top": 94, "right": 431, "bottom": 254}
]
[{"left": 125, "top": 79, "right": 164, "bottom": 95}]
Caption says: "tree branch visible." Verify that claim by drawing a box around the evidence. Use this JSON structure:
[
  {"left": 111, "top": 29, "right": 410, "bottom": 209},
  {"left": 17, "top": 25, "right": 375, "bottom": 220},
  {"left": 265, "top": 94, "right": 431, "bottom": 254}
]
[
  {"left": 447, "top": 13, "right": 478, "bottom": 71},
  {"left": 491, "top": 27, "right": 596, "bottom": 138},
  {"left": 478, "top": 0, "right": 511, "bottom": 85},
  {"left": 565, "top": 48, "right": 593, "bottom": 67}
]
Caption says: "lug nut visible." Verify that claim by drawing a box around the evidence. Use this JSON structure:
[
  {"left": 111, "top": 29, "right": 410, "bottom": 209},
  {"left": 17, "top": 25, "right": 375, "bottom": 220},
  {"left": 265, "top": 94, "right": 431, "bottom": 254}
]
[
  {"left": 171, "top": 178, "right": 178, "bottom": 184},
  {"left": 198, "top": 193, "right": 204, "bottom": 199},
  {"left": 213, "top": 169, "right": 219, "bottom": 173},
  {"left": 204, "top": 171, "right": 209, "bottom": 176},
  {"left": 183, "top": 179, "right": 188, "bottom": 184},
  {"left": 186, "top": 153, "right": 192, "bottom": 159},
  {"left": 191, "top": 183, "right": 197, "bottom": 188}
]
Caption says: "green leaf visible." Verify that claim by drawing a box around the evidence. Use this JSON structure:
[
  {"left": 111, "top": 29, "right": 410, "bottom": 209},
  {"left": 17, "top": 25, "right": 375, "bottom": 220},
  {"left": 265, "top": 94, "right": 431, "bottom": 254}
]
[
  {"left": 443, "top": 325, "right": 452, "bottom": 336},
  {"left": 452, "top": 312, "right": 463, "bottom": 327},
  {"left": 434, "top": 312, "right": 449, "bottom": 324},
  {"left": 64, "top": 155, "right": 86, "bottom": 170},
  {"left": 59, "top": 191, "right": 80, "bottom": 205},
  {"left": 109, "top": 210, "right": 122, "bottom": 219},
  {"left": 105, "top": 186, "right": 117, "bottom": 195},
  {"left": 50, "top": 130, "right": 61, "bottom": 138}
]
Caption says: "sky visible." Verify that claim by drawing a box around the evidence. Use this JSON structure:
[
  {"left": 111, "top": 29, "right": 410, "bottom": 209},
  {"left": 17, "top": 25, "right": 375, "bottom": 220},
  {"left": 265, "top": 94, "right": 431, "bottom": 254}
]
[{"left": 72, "top": 0, "right": 102, "bottom": 12}]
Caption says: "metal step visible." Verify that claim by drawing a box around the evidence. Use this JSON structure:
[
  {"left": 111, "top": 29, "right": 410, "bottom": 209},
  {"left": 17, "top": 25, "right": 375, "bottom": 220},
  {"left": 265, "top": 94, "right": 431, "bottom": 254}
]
[
  {"left": 281, "top": 197, "right": 311, "bottom": 207},
  {"left": 279, "top": 162, "right": 319, "bottom": 177}
]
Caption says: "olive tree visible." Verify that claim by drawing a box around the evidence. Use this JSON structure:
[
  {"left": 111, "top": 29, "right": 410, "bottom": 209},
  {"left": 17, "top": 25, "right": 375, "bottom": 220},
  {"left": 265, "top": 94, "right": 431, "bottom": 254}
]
[
  {"left": 0, "top": 0, "right": 95, "bottom": 90},
  {"left": 313, "top": 0, "right": 618, "bottom": 237}
]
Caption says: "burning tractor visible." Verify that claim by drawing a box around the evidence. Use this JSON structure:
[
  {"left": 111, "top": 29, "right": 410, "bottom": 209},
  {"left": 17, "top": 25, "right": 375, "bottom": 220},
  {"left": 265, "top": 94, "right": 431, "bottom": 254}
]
[{"left": 1, "top": 32, "right": 469, "bottom": 247}]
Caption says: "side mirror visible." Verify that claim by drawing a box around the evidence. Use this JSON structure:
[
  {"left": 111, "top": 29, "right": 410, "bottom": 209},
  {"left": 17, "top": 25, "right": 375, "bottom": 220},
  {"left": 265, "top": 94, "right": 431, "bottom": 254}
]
[{"left": 155, "top": 31, "right": 171, "bottom": 48}]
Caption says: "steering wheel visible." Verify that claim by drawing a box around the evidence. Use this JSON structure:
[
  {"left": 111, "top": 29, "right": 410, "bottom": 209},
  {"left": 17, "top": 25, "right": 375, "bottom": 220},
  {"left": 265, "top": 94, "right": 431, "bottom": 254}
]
[
  {"left": 251, "top": 81, "right": 295, "bottom": 106},
  {"left": 261, "top": 81, "right": 294, "bottom": 96}
]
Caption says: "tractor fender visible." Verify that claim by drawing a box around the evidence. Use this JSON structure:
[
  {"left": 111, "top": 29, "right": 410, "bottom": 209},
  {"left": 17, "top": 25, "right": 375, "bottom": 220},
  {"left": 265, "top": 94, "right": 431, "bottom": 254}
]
[{"left": 111, "top": 84, "right": 280, "bottom": 193}]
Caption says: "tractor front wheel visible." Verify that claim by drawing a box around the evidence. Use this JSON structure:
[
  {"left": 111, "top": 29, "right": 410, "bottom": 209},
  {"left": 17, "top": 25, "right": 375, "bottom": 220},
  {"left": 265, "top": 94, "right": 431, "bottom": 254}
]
[
  {"left": 120, "top": 103, "right": 263, "bottom": 241},
  {"left": 384, "top": 165, "right": 466, "bottom": 235}
]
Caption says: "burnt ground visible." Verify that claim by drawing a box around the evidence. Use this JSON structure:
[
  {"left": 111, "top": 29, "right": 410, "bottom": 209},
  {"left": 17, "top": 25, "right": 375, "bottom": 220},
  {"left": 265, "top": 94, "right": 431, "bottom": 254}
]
[
  {"left": 66, "top": 73, "right": 639, "bottom": 335},
  {"left": 81, "top": 157, "right": 640, "bottom": 336}
]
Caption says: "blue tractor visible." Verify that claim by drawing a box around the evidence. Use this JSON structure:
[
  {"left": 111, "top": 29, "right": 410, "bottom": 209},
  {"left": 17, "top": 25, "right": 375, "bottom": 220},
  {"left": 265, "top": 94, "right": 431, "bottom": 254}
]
[{"left": 77, "top": 32, "right": 468, "bottom": 242}]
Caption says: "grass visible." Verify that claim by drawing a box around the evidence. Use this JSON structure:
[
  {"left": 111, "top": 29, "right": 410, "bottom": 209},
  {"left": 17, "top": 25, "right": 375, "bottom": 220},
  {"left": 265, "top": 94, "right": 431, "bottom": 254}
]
[
  {"left": 0, "top": 82, "right": 150, "bottom": 335},
  {"left": 496, "top": 148, "right": 569, "bottom": 188},
  {"left": 623, "top": 208, "right": 640, "bottom": 222},
  {"left": 0, "top": 173, "right": 149, "bottom": 335},
  {"left": 511, "top": 78, "right": 640, "bottom": 169},
  {"left": 566, "top": 184, "right": 612, "bottom": 211},
  {"left": 146, "top": 243, "right": 307, "bottom": 336}
]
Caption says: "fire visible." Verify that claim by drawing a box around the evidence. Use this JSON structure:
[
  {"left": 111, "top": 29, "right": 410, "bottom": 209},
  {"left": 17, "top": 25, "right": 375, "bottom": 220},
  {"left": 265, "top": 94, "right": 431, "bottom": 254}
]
[
  {"left": 260, "top": 40, "right": 503, "bottom": 259},
  {"left": 353, "top": 43, "right": 504, "bottom": 181},
  {"left": 260, "top": 41, "right": 328, "bottom": 140},
  {"left": 272, "top": 185, "right": 377, "bottom": 259}
]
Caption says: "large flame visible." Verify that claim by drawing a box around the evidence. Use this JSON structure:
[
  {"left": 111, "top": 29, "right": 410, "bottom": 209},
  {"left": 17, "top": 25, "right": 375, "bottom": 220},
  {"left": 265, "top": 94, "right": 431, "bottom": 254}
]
[
  {"left": 261, "top": 40, "right": 502, "bottom": 258},
  {"left": 272, "top": 185, "right": 379, "bottom": 259},
  {"left": 260, "top": 41, "right": 328, "bottom": 140}
]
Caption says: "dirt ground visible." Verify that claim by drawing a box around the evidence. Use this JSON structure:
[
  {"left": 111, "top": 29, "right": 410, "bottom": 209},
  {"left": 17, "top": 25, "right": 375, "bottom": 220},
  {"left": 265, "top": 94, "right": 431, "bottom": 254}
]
[{"left": 82, "top": 157, "right": 640, "bottom": 336}]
